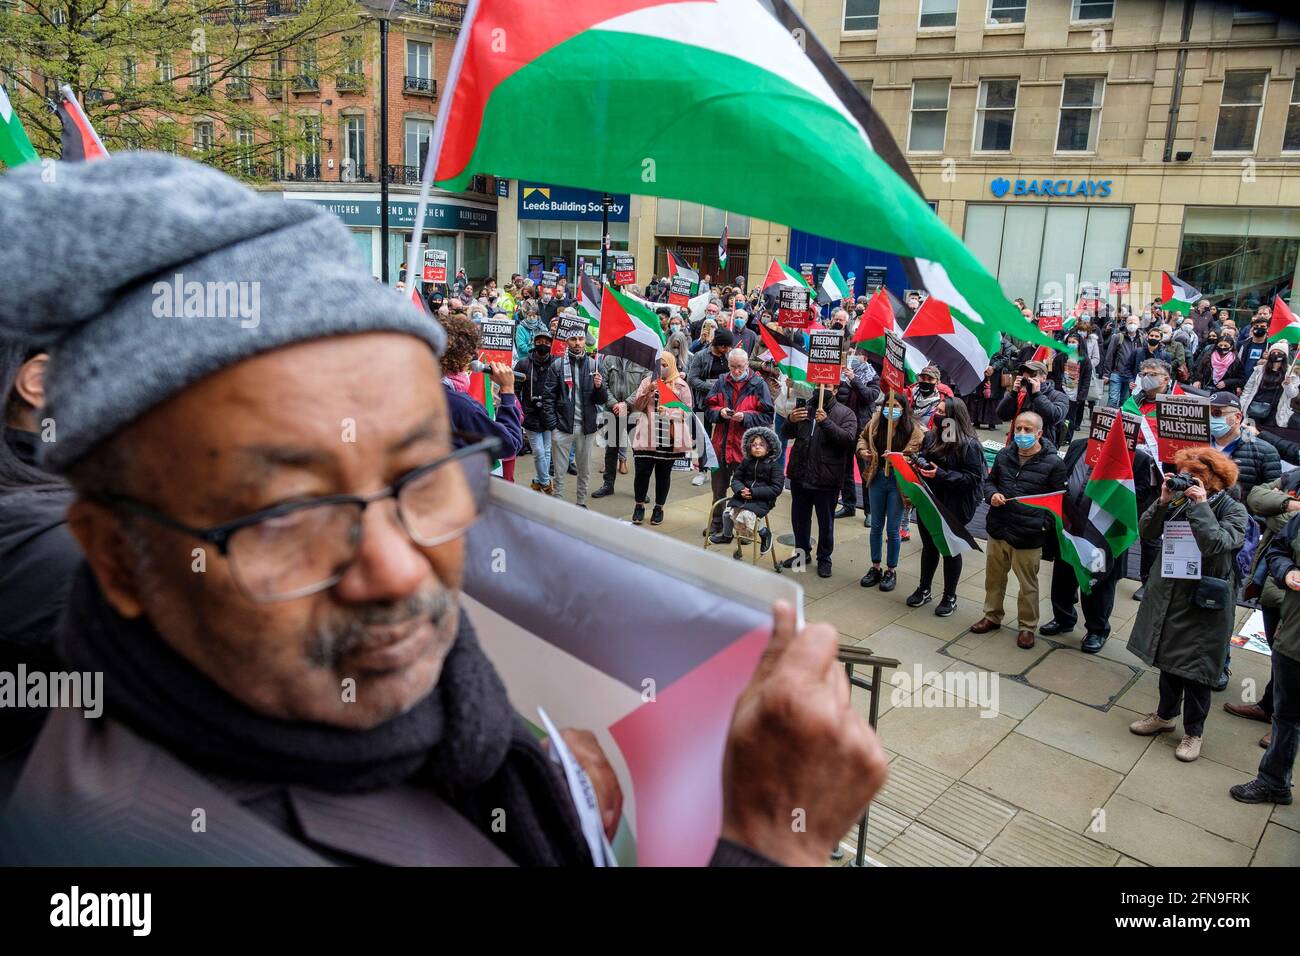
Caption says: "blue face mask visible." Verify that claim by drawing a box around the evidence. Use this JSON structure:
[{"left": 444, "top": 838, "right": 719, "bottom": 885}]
[
  {"left": 884, "top": 406, "right": 902, "bottom": 421},
  {"left": 734, "top": 318, "right": 746, "bottom": 330},
  {"left": 1210, "top": 417, "right": 1230, "bottom": 437},
  {"left": 1013, "top": 432, "right": 1036, "bottom": 449}
]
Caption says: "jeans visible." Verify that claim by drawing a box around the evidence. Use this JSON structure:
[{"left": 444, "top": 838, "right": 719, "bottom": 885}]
[
  {"left": 1157, "top": 670, "right": 1213, "bottom": 738},
  {"left": 918, "top": 522, "right": 962, "bottom": 597},
  {"left": 527, "top": 429, "right": 553, "bottom": 485},
  {"left": 789, "top": 479, "right": 838, "bottom": 561},
  {"left": 1258, "top": 649, "right": 1299, "bottom": 792},
  {"left": 1108, "top": 373, "right": 1132, "bottom": 409},
  {"left": 867, "top": 471, "right": 903, "bottom": 567},
  {"left": 840, "top": 453, "right": 859, "bottom": 510},
  {"left": 633, "top": 455, "right": 675, "bottom": 506}
]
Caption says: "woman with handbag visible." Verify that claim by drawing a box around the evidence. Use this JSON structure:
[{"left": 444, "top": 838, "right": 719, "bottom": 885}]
[
  {"left": 1239, "top": 341, "right": 1300, "bottom": 428},
  {"left": 1127, "top": 447, "right": 1248, "bottom": 763}
]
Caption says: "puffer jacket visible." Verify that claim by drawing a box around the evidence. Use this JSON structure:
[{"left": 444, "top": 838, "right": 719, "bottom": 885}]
[
  {"left": 984, "top": 438, "right": 1067, "bottom": 549},
  {"left": 727, "top": 425, "right": 784, "bottom": 518},
  {"left": 783, "top": 390, "right": 857, "bottom": 490},
  {"left": 1261, "top": 511, "right": 1300, "bottom": 664},
  {"left": 1128, "top": 492, "right": 1248, "bottom": 685},
  {"left": 1245, "top": 471, "right": 1300, "bottom": 612},
  {"left": 856, "top": 414, "right": 923, "bottom": 488},
  {"left": 629, "top": 374, "right": 693, "bottom": 454},
  {"left": 1221, "top": 428, "right": 1281, "bottom": 502},
  {"left": 600, "top": 355, "right": 651, "bottom": 412},
  {"left": 687, "top": 347, "right": 729, "bottom": 412}
]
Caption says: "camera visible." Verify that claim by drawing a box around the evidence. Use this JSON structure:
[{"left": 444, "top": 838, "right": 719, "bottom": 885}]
[
  {"left": 911, "top": 454, "right": 932, "bottom": 471},
  {"left": 1165, "top": 472, "right": 1199, "bottom": 494}
]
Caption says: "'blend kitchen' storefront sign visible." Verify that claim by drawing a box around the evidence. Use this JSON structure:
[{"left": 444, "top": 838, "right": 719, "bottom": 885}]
[
  {"left": 988, "top": 177, "right": 1114, "bottom": 199},
  {"left": 287, "top": 197, "right": 498, "bottom": 232}
]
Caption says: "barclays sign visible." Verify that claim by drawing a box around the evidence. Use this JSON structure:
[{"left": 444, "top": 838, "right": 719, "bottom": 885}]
[{"left": 989, "top": 177, "right": 1113, "bottom": 199}]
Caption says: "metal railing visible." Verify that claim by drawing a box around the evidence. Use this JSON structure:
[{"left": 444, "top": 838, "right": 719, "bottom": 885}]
[
  {"left": 835, "top": 643, "right": 900, "bottom": 868},
  {"left": 403, "top": 75, "right": 435, "bottom": 96},
  {"left": 292, "top": 74, "right": 319, "bottom": 92},
  {"left": 335, "top": 72, "right": 365, "bottom": 92},
  {"left": 292, "top": 162, "right": 322, "bottom": 181}
]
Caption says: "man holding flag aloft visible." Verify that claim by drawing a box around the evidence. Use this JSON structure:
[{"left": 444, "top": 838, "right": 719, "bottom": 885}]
[{"left": 1039, "top": 415, "right": 1156, "bottom": 654}]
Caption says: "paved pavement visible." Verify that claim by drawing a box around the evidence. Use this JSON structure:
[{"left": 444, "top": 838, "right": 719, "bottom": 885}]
[{"left": 523, "top": 459, "right": 1299, "bottom": 867}]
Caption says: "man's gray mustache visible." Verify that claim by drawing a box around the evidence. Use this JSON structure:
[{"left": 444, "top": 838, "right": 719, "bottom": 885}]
[{"left": 307, "top": 590, "right": 453, "bottom": 667}]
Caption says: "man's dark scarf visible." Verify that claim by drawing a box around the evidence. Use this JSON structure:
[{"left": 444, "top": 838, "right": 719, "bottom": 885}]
[{"left": 56, "top": 565, "right": 589, "bottom": 865}]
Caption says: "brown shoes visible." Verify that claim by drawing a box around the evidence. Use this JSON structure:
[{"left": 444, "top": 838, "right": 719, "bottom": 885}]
[
  {"left": 970, "top": 617, "right": 1000, "bottom": 634},
  {"left": 1017, "top": 630, "right": 1036, "bottom": 649},
  {"left": 1223, "top": 702, "right": 1270, "bottom": 723}
]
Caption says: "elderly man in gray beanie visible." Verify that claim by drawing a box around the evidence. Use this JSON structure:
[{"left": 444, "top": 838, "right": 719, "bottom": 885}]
[{"left": 0, "top": 154, "right": 884, "bottom": 866}]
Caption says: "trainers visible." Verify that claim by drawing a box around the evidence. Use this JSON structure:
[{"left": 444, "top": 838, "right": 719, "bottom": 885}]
[
  {"left": 833, "top": 505, "right": 855, "bottom": 520},
  {"left": 935, "top": 593, "right": 957, "bottom": 617},
  {"left": 1175, "top": 735, "right": 1202, "bottom": 762},
  {"left": 1214, "top": 667, "right": 1231, "bottom": 692},
  {"left": 1229, "top": 778, "right": 1292, "bottom": 805},
  {"left": 906, "top": 587, "right": 931, "bottom": 608},
  {"left": 1129, "top": 713, "right": 1177, "bottom": 736},
  {"left": 859, "top": 567, "right": 883, "bottom": 588},
  {"left": 651, "top": 506, "right": 664, "bottom": 525},
  {"left": 759, "top": 527, "right": 773, "bottom": 555},
  {"left": 862, "top": 515, "right": 871, "bottom": 528},
  {"left": 691, "top": 473, "right": 708, "bottom": 486},
  {"left": 591, "top": 482, "right": 615, "bottom": 499},
  {"left": 709, "top": 531, "right": 733, "bottom": 545},
  {"left": 632, "top": 503, "right": 645, "bottom": 525},
  {"left": 880, "top": 569, "right": 897, "bottom": 592},
  {"left": 567, "top": 464, "right": 578, "bottom": 476}
]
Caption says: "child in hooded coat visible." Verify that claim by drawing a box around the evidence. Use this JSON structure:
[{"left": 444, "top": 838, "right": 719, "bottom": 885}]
[{"left": 713, "top": 425, "right": 784, "bottom": 555}]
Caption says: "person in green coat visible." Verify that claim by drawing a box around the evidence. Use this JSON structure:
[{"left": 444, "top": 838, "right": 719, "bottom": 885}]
[{"left": 1127, "top": 446, "right": 1248, "bottom": 763}]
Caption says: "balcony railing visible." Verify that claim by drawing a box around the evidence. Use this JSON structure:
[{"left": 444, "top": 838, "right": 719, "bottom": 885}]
[
  {"left": 292, "top": 73, "right": 319, "bottom": 93},
  {"left": 266, "top": 78, "right": 286, "bottom": 99},
  {"left": 386, "top": 164, "right": 422, "bottom": 186},
  {"left": 335, "top": 72, "right": 364, "bottom": 92},
  {"left": 292, "top": 162, "right": 322, "bottom": 181},
  {"left": 226, "top": 79, "right": 252, "bottom": 99},
  {"left": 403, "top": 75, "right": 435, "bottom": 96},
  {"left": 408, "top": 0, "right": 465, "bottom": 23},
  {"left": 339, "top": 161, "right": 373, "bottom": 183},
  {"left": 266, "top": 0, "right": 302, "bottom": 16}
]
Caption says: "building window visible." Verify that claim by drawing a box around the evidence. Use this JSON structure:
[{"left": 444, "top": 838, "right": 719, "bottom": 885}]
[
  {"left": 974, "top": 78, "right": 1017, "bottom": 152},
  {"left": 344, "top": 35, "right": 364, "bottom": 75},
  {"left": 298, "top": 116, "right": 321, "bottom": 178},
  {"left": 406, "top": 40, "right": 432, "bottom": 93},
  {"left": 234, "top": 125, "right": 254, "bottom": 176},
  {"left": 156, "top": 54, "right": 174, "bottom": 84},
  {"left": 405, "top": 117, "right": 433, "bottom": 170},
  {"left": 1214, "top": 70, "right": 1267, "bottom": 153},
  {"left": 1057, "top": 76, "right": 1104, "bottom": 152},
  {"left": 295, "top": 42, "right": 319, "bottom": 91},
  {"left": 194, "top": 120, "right": 214, "bottom": 154},
  {"left": 193, "top": 53, "right": 211, "bottom": 94},
  {"left": 987, "top": 0, "right": 1025, "bottom": 26},
  {"left": 122, "top": 57, "right": 136, "bottom": 86},
  {"left": 843, "top": 0, "right": 879, "bottom": 31},
  {"left": 854, "top": 79, "right": 873, "bottom": 102},
  {"left": 908, "top": 78, "right": 949, "bottom": 152},
  {"left": 344, "top": 115, "right": 365, "bottom": 177},
  {"left": 919, "top": 0, "right": 958, "bottom": 28},
  {"left": 1284, "top": 76, "right": 1300, "bottom": 153},
  {"left": 1070, "top": 0, "right": 1113, "bottom": 21},
  {"left": 1232, "top": 5, "right": 1274, "bottom": 23}
]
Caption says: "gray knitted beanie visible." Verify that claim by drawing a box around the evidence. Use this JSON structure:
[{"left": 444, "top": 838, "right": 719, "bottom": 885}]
[{"left": 0, "top": 152, "right": 446, "bottom": 473}]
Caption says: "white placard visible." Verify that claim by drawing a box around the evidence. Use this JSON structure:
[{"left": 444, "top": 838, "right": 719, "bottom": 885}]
[{"left": 1160, "top": 520, "right": 1201, "bottom": 579}]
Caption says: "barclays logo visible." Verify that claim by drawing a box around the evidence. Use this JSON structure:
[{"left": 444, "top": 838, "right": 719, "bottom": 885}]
[{"left": 989, "top": 177, "right": 1113, "bottom": 199}]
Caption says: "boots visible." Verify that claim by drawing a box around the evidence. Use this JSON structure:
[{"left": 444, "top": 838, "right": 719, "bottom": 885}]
[
  {"left": 591, "top": 480, "right": 615, "bottom": 498},
  {"left": 710, "top": 512, "right": 735, "bottom": 545}
]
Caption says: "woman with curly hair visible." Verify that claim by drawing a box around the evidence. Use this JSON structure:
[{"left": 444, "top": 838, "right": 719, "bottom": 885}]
[
  {"left": 439, "top": 311, "right": 481, "bottom": 393},
  {"left": 1127, "top": 446, "right": 1248, "bottom": 763}
]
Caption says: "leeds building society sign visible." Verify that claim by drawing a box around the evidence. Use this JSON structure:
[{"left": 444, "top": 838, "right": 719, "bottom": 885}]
[{"left": 989, "top": 176, "right": 1114, "bottom": 199}]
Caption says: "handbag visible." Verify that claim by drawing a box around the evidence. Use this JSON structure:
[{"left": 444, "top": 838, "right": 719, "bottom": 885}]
[
  {"left": 1193, "top": 574, "right": 1232, "bottom": 612},
  {"left": 1247, "top": 399, "right": 1272, "bottom": 421}
]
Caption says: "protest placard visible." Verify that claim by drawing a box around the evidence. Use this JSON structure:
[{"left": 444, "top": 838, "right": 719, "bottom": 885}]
[
  {"left": 1084, "top": 407, "right": 1143, "bottom": 465},
  {"left": 777, "top": 287, "right": 810, "bottom": 328},
  {"left": 423, "top": 247, "right": 448, "bottom": 283},
  {"left": 479, "top": 317, "right": 515, "bottom": 365},
  {"left": 613, "top": 254, "right": 636, "bottom": 286},
  {"left": 1155, "top": 392, "right": 1211, "bottom": 463},
  {"left": 882, "top": 330, "right": 907, "bottom": 394},
  {"left": 807, "top": 329, "right": 844, "bottom": 386}
]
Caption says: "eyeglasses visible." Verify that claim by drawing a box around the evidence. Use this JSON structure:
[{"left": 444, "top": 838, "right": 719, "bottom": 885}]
[{"left": 97, "top": 436, "right": 499, "bottom": 603}]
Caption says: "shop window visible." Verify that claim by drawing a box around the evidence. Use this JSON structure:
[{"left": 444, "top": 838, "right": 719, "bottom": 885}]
[{"left": 1179, "top": 207, "right": 1300, "bottom": 322}]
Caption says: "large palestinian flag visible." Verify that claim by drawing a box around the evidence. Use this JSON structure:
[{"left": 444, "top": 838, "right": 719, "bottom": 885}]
[
  {"left": 462, "top": 479, "right": 802, "bottom": 865},
  {"left": 1160, "top": 272, "right": 1200, "bottom": 316},
  {"left": 425, "top": 0, "right": 1057, "bottom": 355},
  {"left": 667, "top": 250, "right": 699, "bottom": 288},
  {"left": 1015, "top": 491, "right": 1107, "bottom": 594},
  {"left": 853, "top": 287, "right": 925, "bottom": 382},
  {"left": 1268, "top": 295, "right": 1300, "bottom": 347},
  {"left": 0, "top": 85, "right": 39, "bottom": 168},
  {"left": 901, "top": 295, "right": 988, "bottom": 395},
  {"left": 597, "top": 282, "right": 666, "bottom": 368},
  {"left": 885, "top": 453, "right": 979, "bottom": 557},
  {"left": 1086, "top": 417, "right": 1140, "bottom": 562},
  {"left": 817, "top": 259, "right": 851, "bottom": 305},
  {"left": 758, "top": 321, "right": 808, "bottom": 385}
]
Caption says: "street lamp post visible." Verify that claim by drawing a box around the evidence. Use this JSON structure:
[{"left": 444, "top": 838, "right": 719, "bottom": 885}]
[
  {"left": 600, "top": 192, "right": 612, "bottom": 283},
  {"left": 379, "top": 16, "right": 390, "bottom": 283}
]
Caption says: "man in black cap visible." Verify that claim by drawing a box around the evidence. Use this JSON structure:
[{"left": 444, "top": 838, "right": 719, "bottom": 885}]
[
  {"left": 514, "top": 329, "right": 557, "bottom": 494},
  {"left": 996, "top": 359, "right": 1069, "bottom": 438},
  {"left": 1209, "top": 391, "right": 1280, "bottom": 503}
]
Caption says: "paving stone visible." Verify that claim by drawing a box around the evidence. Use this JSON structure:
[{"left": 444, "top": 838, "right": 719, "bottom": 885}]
[
  {"left": 1116, "top": 855, "right": 1149, "bottom": 866},
  {"left": 874, "top": 755, "right": 954, "bottom": 818},
  {"left": 1272, "top": 798, "right": 1300, "bottom": 834},
  {"left": 984, "top": 811, "right": 1121, "bottom": 867},
  {"left": 1021, "top": 647, "right": 1138, "bottom": 708},
  {"left": 1151, "top": 704, "right": 1276, "bottom": 775},
  {"left": 843, "top": 803, "right": 913, "bottom": 856},
  {"left": 805, "top": 578, "right": 911, "bottom": 637},
  {"left": 1117, "top": 669, "right": 1162, "bottom": 715},
  {"left": 1015, "top": 694, "right": 1153, "bottom": 773},
  {"left": 877, "top": 689, "right": 1017, "bottom": 779},
  {"left": 848, "top": 677, "right": 897, "bottom": 722},
  {"left": 918, "top": 782, "right": 1017, "bottom": 851},
  {"left": 945, "top": 627, "right": 1052, "bottom": 675},
  {"left": 972, "top": 854, "right": 1007, "bottom": 866},
  {"left": 922, "top": 669, "right": 1048, "bottom": 720},
  {"left": 876, "top": 819, "right": 978, "bottom": 867},
  {"left": 1117, "top": 746, "right": 1271, "bottom": 848},
  {"left": 1087, "top": 794, "right": 1253, "bottom": 867},
  {"left": 964, "top": 733, "right": 1122, "bottom": 831},
  {"left": 1251, "top": 822, "right": 1300, "bottom": 866},
  {"left": 895, "top": 595, "right": 990, "bottom": 642},
  {"left": 849, "top": 624, "right": 953, "bottom": 677}
]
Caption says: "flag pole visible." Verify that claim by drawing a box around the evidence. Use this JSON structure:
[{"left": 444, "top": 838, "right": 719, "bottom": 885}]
[{"left": 885, "top": 387, "right": 896, "bottom": 475}]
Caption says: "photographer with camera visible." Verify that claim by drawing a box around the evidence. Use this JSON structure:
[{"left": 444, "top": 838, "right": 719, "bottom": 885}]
[
  {"left": 904, "top": 397, "right": 986, "bottom": 616},
  {"left": 995, "top": 359, "right": 1069, "bottom": 440},
  {"left": 1127, "top": 447, "right": 1248, "bottom": 763}
]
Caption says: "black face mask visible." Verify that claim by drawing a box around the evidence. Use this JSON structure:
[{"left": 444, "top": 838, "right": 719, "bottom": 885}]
[
  {"left": 1254, "top": 326, "right": 1268, "bottom": 337},
  {"left": 1147, "top": 339, "right": 1161, "bottom": 348},
  {"left": 1217, "top": 344, "right": 1232, "bottom": 353},
  {"left": 917, "top": 382, "right": 936, "bottom": 395}
]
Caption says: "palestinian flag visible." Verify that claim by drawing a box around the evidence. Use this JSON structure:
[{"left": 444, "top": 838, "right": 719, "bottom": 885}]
[
  {"left": 1121, "top": 392, "right": 1159, "bottom": 454},
  {"left": 758, "top": 321, "right": 808, "bottom": 384},
  {"left": 853, "top": 288, "right": 925, "bottom": 383},
  {"left": 657, "top": 378, "right": 690, "bottom": 412},
  {"left": 1267, "top": 296, "right": 1300, "bottom": 347},
  {"left": 667, "top": 250, "right": 699, "bottom": 288},
  {"left": 577, "top": 274, "right": 603, "bottom": 326},
  {"left": 57, "top": 85, "right": 108, "bottom": 162},
  {"left": 1086, "top": 418, "right": 1140, "bottom": 561},
  {"left": 1160, "top": 272, "right": 1200, "bottom": 316},
  {"left": 717, "top": 227, "right": 728, "bottom": 271},
  {"left": 901, "top": 296, "right": 988, "bottom": 395},
  {"left": 886, "top": 453, "right": 979, "bottom": 557},
  {"left": 0, "top": 85, "right": 39, "bottom": 168},
  {"left": 597, "top": 282, "right": 665, "bottom": 369},
  {"left": 1014, "top": 491, "right": 1107, "bottom": 594},
  {"left": 462, "top": 478, "right": 802, "bottom": 865},
  {"left": 426, "top": 0, "right": 1061, "bottom": 357},
  {"left": 761, "top": 257, "right": 814, "bottom": 314},
  {"left": 468, "top": 369, "right": 496, "bottom": 416},
  {"left": 817, "top": 259, "right": 851, "bottom": 305}
]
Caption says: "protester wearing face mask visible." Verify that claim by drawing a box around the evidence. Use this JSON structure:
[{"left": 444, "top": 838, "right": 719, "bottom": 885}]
[
  {"left": 1128, "top": 448, "right": 1247, "bottom": 763},
  {"left": 782, "top": 380, "right": 857, "bottom": 577},
  {"left": 628, "top": 352, "right": 693, "bottom": 526},
  {"left": 705, "top": 348, "right": 773, "bottom": 534},
  {"left": 1193, "top": 333, "right": 1246, "bottom": 393},
  {"left": 1049, "top": 333, "right": 1092, "bottom": 446},
  {"left": 732, "top": 309, "right": 759, "bottom": 356},
  {"left": 857, "top": 392, "right": 921, "bottom": 592},
  {"left": 514, "top": 331, "right": 557, "bottom": 495},
  {"left": 837, "top": 352, "right": 882, "bottom": 523},
  {"left": 908, "top": 365, "right": 953, "bottom": 429},
  {"left": 1239, "top": 343, "right": 1300, "bottom": 429},
  {"left": 1128, "top": 326, "right": 1171, "bottom": 386},
  {"left": 972, "top": 412, "right": 1066, "bottom": 650},
  {"left": 540, "top": 329, "right": 608, "bottom": 508},
  {"left": 1101, "top": 314, "right": 1142, "bottom": 408},
  {"left": 1208, "top": 392, "right": 1280, "bottom": 503},
  {"left": 1240, "top": 317, "right": 1272, "bottom": 368}
]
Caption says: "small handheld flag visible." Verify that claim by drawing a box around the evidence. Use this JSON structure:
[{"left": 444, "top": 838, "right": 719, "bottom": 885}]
[{"left": 57, "top": 85, "right": 109, "bottom": 162}]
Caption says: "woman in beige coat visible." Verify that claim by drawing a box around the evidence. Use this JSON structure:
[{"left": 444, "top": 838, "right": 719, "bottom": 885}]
[{"left": 629, "top": 351, "right": 693, "bottom": 525}]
